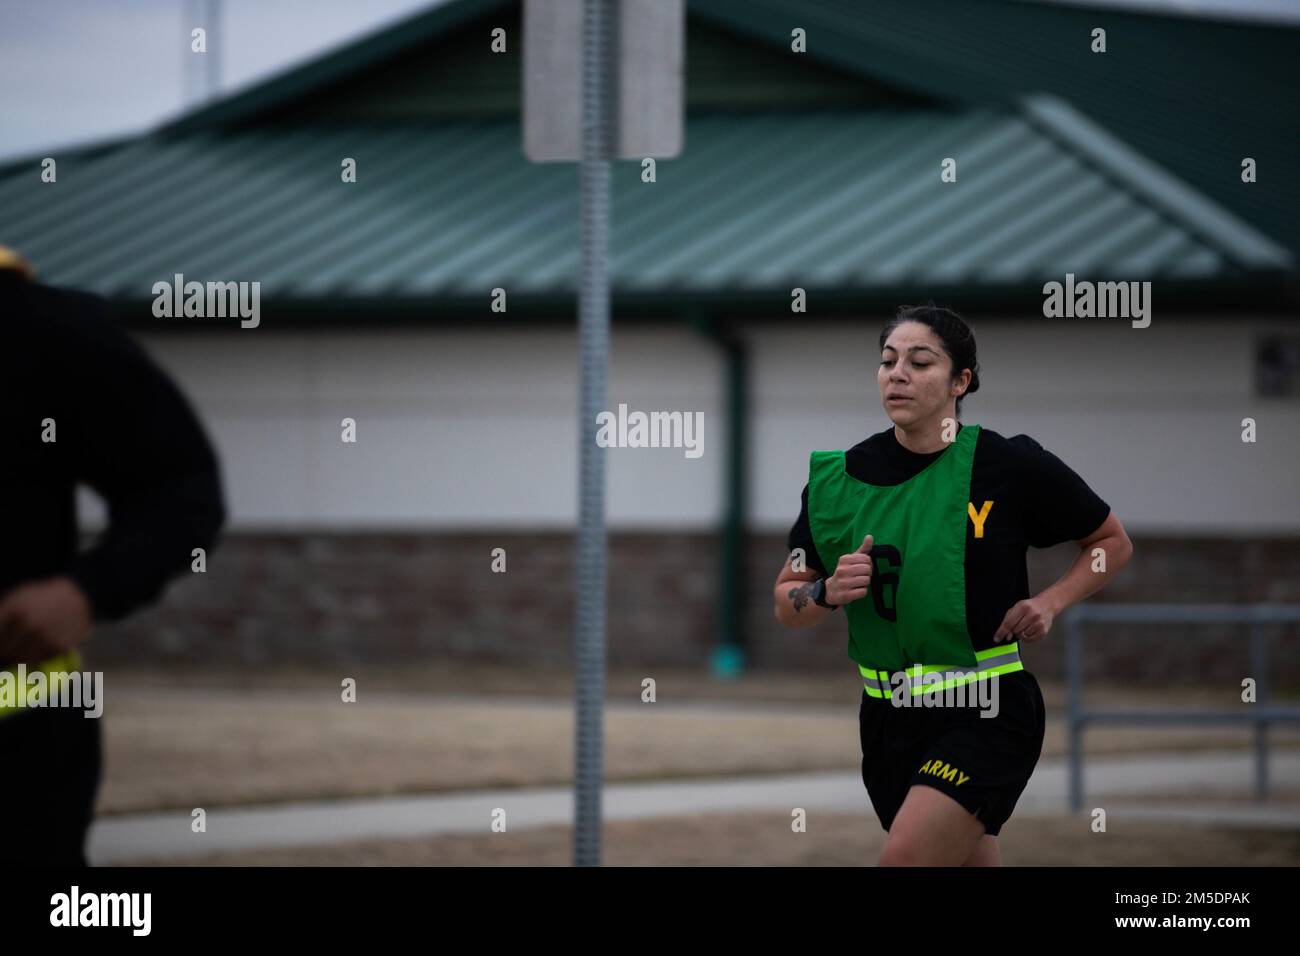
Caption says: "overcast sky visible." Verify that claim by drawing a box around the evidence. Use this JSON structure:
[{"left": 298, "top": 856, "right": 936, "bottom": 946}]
[
  {"left": 0, "top": 0, "right": 444, "bottom": 161},
  {"left": 3, "top": 0, "right": 1294, "bottom": 162}
]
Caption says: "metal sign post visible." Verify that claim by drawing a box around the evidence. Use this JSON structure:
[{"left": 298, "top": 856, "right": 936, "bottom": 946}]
[
  {"left": 572, "top": 0, "right": 614, "bottom": 871},
  {"left": 523, "top": 0, "right": 684, "bottom": 868}
]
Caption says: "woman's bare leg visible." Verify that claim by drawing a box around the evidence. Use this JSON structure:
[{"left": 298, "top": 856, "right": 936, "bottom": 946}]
[
  {"left": 878, "top": 784, "right": 986, "bottom": 866},
  {"left": 961, "top": 834, "right": 1001, "bottom": 866}
]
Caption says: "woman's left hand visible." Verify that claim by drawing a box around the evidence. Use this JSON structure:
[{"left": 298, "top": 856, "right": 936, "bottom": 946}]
[{"left": 993, "top": 596, "right": 1055, "bottom": 644}]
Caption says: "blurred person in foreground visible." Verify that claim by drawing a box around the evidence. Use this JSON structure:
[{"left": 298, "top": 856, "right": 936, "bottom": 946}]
[{"left": 0, "top": 246, "right": 227, "bottom": 866}]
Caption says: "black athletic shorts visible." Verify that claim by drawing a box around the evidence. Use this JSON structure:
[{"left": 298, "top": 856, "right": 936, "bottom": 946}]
[
  {"left": 858, "top": 668, "right": 1045, "bottom": 837},
  {"left": 0, "top": 705, "right": 102, "bottom": 866}
]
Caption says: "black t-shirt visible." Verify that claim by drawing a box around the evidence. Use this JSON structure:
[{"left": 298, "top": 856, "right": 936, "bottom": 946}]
[{"left": 786, "top": 422, "right": 1111, "bottom": 653}]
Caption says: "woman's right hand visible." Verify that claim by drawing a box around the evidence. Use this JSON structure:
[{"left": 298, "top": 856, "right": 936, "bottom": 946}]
[{"left": 827, "top": 534, "right": 873, "bottom": 605}]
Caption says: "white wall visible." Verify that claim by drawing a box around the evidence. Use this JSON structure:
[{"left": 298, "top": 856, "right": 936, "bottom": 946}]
[
  {"left": 83, "top": 324, "right": 723, "bottom": 530},
  {"left": 753, "top": 315, "right": 1300, "bottom": 536},
  {"left": 78, "top": 315, "right": 1299, "bottom": 535}
]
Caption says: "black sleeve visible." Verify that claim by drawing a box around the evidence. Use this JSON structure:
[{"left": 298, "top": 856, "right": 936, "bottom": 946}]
[
  {"left": 1015, "top": 436, "right": 1111, "bottom": 549},
  {"left": 785, "top": 482, "right": 828, "bottom": 576},
  {"left": 58, "top": 306, "right": 227, "bottom": 622}
]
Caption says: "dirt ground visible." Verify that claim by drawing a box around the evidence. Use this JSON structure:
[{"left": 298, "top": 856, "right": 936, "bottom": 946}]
[
  {"left": 103, "top": 660, "right": 1300, "bottom": 710},
  {"left": 95, "top": 664, "right": 1300, "bottom": 814},
  {"left": 123, "top": 811, "right": 1300, "bottom": 867}
]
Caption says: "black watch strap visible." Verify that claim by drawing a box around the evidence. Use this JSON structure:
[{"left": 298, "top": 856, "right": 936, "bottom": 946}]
[{"left": 813, "top": 577, "right": 839, "bottom": 610}]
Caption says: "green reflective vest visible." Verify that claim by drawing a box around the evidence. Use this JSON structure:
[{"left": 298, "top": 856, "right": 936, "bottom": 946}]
[{"left": 807, "top": 424, "right": 980, "bottom": 672}]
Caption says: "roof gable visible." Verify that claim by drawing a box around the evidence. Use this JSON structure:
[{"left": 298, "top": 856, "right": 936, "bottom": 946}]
[{"left": 167, "top": 1, "right": 937, "bottom": 132}]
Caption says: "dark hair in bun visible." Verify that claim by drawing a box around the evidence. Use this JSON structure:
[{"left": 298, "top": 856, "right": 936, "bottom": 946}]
[{"left": 879, "top": 301, "right": 980, "bottom": 419}]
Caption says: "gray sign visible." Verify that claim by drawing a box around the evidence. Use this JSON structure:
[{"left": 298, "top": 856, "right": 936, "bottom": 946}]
[{"left": 524, "top": 0, "right": 684, "bottom": 162}]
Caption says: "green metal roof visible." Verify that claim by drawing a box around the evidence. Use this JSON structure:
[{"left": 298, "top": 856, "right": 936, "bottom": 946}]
[
  {"left": 2, "top": 95, "right": 1285, "bottom": 314},
  {"left": 144, "top": 0, "right": 1297, "bottom": 261},
  {"left": 0, "top": 0, "right": 1292, "bottom": 319},
  {"left": 690, "top": 0, "right": 1300, "bottom": 262}
]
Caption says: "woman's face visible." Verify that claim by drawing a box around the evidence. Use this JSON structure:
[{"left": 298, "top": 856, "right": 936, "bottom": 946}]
[{"left": 877, "top": 321, "right": 966, "bottom": 427}]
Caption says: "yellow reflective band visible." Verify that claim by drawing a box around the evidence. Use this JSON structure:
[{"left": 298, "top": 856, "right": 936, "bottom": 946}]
[
  {"left": 912, "top": 661, "right": 1024, "bottom": 694},
  {"left": 0, "top": 651, "right": 85, "bottom": 718},
  {"left": 861, "top": 647, "right": 1024, "bottom": 697}
]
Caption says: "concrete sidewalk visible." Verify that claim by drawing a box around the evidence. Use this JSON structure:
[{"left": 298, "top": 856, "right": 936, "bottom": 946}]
[{"left": 89, "top": 749, "right": 1300, "bottom": 864}]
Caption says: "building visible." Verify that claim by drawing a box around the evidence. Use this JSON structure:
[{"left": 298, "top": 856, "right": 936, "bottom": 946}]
[{"left": 2, "top": 0, "right": 1296, "bottom": 680}]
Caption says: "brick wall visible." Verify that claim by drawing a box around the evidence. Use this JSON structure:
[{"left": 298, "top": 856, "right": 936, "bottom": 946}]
[{"left": 86, "top": 531, "right": 1300, "bottom": 685}]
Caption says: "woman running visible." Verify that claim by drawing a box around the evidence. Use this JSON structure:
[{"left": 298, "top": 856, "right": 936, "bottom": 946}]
[{"left": 774, "top": 303, "right": 1132, "bottom": 866}]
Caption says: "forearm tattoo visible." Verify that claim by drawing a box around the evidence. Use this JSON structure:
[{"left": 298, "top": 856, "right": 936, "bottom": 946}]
[{"left": 788, "top": 583, "right": 813, "bottom": 612}]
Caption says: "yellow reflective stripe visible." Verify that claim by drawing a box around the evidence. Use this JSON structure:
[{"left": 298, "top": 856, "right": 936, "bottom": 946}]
[
  {"left": 915, "top": 648, "right": 1019, "bottom": 676},
  {"left": 0, "top": 651, "right": 85, "bottom": 718},
  {"left": 861, "top": 647, "right": 1023, "bottom": 696},
  {"left": 913, "top": 661, "right": 1024, "bottom": 694},
  {"left": 865, "top": 661, "right": 1026, "bottom": 696},
  {"left": 919, "top": 671, "right": 981, "bottom": 692}
]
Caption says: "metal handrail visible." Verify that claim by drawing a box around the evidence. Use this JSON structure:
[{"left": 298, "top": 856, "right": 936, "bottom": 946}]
[{"left": 1062, "top": 603, "right": 1300, "bottom": 812}]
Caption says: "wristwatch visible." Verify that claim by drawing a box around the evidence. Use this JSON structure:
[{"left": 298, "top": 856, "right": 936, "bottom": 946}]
[{"left": 811, "top": 577, "right": 839, "bottom": 610}]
